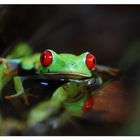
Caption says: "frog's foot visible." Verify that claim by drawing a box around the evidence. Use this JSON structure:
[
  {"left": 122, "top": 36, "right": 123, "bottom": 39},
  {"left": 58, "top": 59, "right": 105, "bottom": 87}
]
[
  {"left": 4, "top": 91, "right": 25, "bottom": 100},
  {"left": 5, "top": 90, "right": 30, "bottom": 106},
  {"left": 4, "top": 76, "right": 25, "bottom": 100},
  {"left": 5, "top": 89, "right": 38, "bottom": 106},
  {"left": 4, "top": 95, "right": 14, "bottom": 100},
  {"left": 95, "top": 65, "right": 120, "bottom": 76}
]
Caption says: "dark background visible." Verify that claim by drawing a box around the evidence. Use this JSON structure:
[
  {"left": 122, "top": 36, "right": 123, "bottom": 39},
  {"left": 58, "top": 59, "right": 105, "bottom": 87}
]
[{"left": 0, "top": 5, "right": 140, "bottom": 66}]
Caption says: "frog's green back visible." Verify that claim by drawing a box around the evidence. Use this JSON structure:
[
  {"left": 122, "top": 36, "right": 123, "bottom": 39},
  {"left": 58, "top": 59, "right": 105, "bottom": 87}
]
[{"left": 7, "top": 42, "right": 33, "bottom": 59}]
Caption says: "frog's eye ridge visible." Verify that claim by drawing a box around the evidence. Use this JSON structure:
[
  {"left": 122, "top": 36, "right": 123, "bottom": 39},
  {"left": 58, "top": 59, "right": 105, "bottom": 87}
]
[
  {"left": 40, "top": 50, "right": 53, "bottom": 67},
  {"left": 86, "top": 53, "right": 96, "bottom": 70}
]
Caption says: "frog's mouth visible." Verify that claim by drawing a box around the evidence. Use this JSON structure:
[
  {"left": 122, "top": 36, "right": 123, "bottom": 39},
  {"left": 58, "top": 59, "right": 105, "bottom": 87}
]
[{"left": 42, "top": 72, "right": 91, "bottom": 80}]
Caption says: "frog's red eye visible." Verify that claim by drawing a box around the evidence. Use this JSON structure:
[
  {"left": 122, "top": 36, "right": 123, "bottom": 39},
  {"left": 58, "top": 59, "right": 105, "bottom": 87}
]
[
  {"left": 86, "top": 53, "right": 96, "bottom": 70},
  {"left": 40, "top": 50, "right": 53, "bottom": 67}
]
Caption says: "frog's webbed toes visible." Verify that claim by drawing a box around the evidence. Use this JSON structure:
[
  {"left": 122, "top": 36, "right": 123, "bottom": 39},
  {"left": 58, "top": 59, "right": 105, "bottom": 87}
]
[
  {"left": 4, "top": 94, "right": 22, "bottom": 100},
  {"left": 4, "top": 95, "right": 13, "bottom": 100},
  {"left": 5, "top": 92, "right": 30, "bottom": 106}
]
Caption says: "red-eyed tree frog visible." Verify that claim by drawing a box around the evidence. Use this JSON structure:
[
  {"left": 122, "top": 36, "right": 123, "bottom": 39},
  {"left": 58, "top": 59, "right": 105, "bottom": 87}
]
[{"left": 0, "top": 43, "right": 119, "bottom": 127}]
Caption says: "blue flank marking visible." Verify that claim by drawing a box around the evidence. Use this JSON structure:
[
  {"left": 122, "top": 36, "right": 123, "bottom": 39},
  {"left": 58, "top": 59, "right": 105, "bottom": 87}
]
[
  {"left": 7, "top": 59, "right": 20, "bottom": 70},
  {"left": 41, "top": 82, "right": 48, "bottom": 86}
]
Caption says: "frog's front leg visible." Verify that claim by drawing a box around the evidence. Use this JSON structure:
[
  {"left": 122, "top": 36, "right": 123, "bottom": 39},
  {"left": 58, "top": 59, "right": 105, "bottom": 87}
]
[
  {"left": 95, "top": 64, "right": 120, "bottom": 76},
  {"left": 4, "top": 76, "right": 31, "bottom": 105}
]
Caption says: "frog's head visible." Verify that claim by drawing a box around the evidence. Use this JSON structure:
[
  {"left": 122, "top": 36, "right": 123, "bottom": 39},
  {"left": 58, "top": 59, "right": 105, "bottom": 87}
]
[{"left": 38, "top": 49, "right": 96, "bottom": 80}]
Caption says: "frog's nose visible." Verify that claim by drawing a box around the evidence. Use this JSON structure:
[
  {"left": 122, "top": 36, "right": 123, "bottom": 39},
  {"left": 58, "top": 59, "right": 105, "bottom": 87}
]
[
  {"left": 70, "top": 63, "right": 77, "bottom": 68},
  {"left": 68, "top": 63, "right": 77, "bottom": 71},
  {"left": 71, "top": 63, "right": 76, "bottom": 67}
]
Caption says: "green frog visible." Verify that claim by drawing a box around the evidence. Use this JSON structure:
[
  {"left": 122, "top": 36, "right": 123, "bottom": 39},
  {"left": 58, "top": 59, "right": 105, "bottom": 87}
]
[{"left": 0, "top": 43, "right": 119, "bottom": 127}]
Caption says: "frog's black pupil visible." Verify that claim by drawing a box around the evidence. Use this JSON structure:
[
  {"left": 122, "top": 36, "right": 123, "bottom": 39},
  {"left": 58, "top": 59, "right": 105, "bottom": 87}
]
[{"left": 42, "top": 54, "right": 45, "bottom": 62}]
